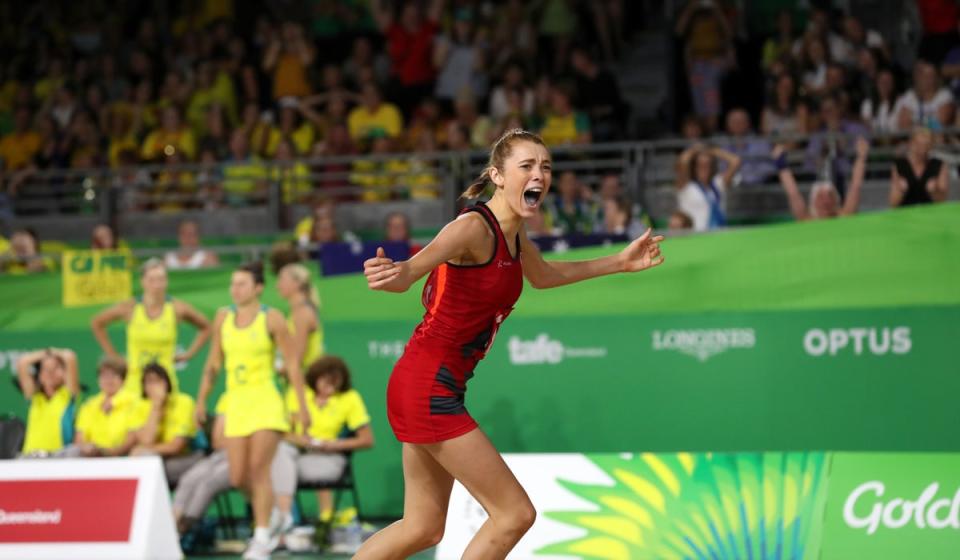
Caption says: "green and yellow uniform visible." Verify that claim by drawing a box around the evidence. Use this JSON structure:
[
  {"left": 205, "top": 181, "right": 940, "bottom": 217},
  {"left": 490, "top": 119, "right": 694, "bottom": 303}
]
[
  {"left": 75, "top": 391, "right": 139, "bottom": 450},
  {"left": 286, "top": 388, "right": 370, "bottom": 440},
  {"left": 283, "top": 304, "right": 324, "bottom": 412},
  {"left": 221, "top": 305, "right": 288, "bottom": 437},
  {"left": 129, "top": 392, "right": 197, "bottom": 445},
  {"left": 125, "top": 297, "right": 178, "bottom": 395},
  {"left": 21, "top": 387, "right": 76, "bottom": 454}
]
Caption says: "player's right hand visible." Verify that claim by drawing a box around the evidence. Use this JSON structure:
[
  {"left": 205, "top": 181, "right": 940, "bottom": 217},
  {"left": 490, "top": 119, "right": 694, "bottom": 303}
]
[
  {"left": 194, "top": 403, "right": 207, "bottom": 428},
  {"left": 364, "top": 247, "right": 401, "bottom": 290}
]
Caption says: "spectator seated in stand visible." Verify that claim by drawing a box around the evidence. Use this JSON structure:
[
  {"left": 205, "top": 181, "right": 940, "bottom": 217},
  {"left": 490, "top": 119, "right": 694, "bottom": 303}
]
[
  {"left": 15, "top": 348, "right": 80, "bottom": 457},
  {"left": 890, "top": 127, "right": 949, "bottom": 207},
  {"left": 74, "top": 356, "right": 139, "bottom": 457},
  {"left": 545, "top": 171, "right": 595, "bottom": 236},
  {"left": 383, "top": 211, "right": 423, "bottom": 257},
  {"left": 0, "top": 228, "right": 54, "bottom": 274},
  {"left": 164, "top": 219, "right": 220, "bottom": 270},
  {"left": 129, "top": 363, "right": 202, "bottom": 485}
]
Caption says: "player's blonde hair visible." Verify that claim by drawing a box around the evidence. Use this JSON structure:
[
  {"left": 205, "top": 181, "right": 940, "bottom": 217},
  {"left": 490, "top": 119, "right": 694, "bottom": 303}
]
[{"left": 280, "top": 263, "right": 320, "bottom": 309}]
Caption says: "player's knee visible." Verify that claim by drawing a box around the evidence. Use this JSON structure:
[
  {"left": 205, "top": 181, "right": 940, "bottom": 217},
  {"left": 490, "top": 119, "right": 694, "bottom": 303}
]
[
  {"left": 497, "top": 500, "right": 536, "bottom": 537},
  {"left": 228, "top": 467, "right": 247, "bottom": 488},
  {"left": 407, "top": 519, "right": 445, "bottom": 548}
]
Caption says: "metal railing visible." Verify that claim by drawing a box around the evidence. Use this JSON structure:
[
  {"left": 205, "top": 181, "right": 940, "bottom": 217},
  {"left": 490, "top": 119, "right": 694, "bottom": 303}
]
[{"left": 4, "top": 128, "right": 956, "bottom": 232}]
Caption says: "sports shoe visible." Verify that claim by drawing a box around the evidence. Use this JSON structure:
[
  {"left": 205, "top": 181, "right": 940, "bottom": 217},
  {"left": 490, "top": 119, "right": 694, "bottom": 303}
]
[{"left": 242, "top": 535, "right": 279, "bottom": 560}]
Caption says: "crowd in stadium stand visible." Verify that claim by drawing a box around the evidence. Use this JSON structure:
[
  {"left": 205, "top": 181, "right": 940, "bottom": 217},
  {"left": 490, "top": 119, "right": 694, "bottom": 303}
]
[{"left": 0, "top": 1, "right": 957, "bottom": 272}]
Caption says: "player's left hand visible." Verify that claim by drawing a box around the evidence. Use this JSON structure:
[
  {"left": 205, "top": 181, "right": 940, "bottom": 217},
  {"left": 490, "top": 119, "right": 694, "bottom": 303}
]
[{"left": 619, "top": 228, "right": 665, "bottom": 273}]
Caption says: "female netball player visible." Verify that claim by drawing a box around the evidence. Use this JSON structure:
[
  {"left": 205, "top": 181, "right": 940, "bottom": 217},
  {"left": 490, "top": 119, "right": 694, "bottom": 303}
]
[
  {"left": 194, "top": 263, "right": 311, "bottom": 560},
  {"left": 91, "top": 258, "right": 211, "bottom": 395},
  {"left": 356, "top": 129, "right": 664, "bottom": 559}
]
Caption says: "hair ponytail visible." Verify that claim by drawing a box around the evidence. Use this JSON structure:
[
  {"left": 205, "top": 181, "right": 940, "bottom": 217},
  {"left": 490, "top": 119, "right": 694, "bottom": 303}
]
[
  {"left": 461, "top": 168, "right": 493, "bottom": 200},
  {"left": 280, "top": 263, "right": 321, "bottom": 309}
]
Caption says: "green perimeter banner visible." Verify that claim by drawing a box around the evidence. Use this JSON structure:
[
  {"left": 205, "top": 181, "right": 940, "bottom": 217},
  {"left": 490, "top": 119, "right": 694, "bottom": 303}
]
[
  {"left": 2, "top": 305, "right": 959, "bottom": 518},
  {"left": 435, "top": 451, "right": 960, "bottom": 559}
]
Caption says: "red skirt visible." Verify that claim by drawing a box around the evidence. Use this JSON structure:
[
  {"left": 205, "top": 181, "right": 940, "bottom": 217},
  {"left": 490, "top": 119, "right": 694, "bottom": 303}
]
[{"left": 387, "top": 340, "right": 479, "bottom": 444}]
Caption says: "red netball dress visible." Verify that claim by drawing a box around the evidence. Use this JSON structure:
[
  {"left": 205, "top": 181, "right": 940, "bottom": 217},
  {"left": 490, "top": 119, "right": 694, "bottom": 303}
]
[{"left": 387, "top": 202, "right": 523, "bottom": 443}]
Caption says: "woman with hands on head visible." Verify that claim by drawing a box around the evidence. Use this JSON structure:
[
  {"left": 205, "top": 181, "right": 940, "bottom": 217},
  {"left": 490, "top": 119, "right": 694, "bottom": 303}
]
[
  {"left": 16, "top": 348, "right": 80, "bottom": 457},
  {"left": 355, "top": 129, "right": 664, "bottom": 559}
]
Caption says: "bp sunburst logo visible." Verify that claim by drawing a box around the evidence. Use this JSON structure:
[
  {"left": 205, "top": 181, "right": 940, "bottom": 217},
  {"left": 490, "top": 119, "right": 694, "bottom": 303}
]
[{"left": 538, "top": 452, "right": 827, "bottom": 560}]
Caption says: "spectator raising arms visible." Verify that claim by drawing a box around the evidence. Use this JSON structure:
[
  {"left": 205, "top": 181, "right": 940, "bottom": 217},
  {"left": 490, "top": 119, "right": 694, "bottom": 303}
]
[
  {"left": 16, "top": 348, "right": 80, "bottom": 457},
  {"left": 774, "top": 138, "right": 868, "bottom": 221},
  {"left": 890, "top": 127, "right": 949, "bottom": 207},
  {"left": 371, "top": 0, "right": 446, "bottom": 114},
  {"left": 675, "top": 144, "right": 742, "bottom": 232}
]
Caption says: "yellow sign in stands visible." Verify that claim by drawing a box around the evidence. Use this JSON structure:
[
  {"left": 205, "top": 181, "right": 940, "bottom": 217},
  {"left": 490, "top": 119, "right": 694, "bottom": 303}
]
[{"left": 62, "top": 250, "right": 133, "bottom": 307}]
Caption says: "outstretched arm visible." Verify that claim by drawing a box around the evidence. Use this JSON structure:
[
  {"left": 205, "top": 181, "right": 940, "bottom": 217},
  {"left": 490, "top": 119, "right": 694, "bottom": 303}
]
[
  {"left": 840, "top": 137, "right": 870, "bottom": 216},
  {"left": 520, "top": 225, "right": 664, "bottom": 289},
  {"left": 773, "top": 145, "right": 810, "bottom": 221},
  {"left": 363, "top": 213, "right": 488, "bottom": 292}
]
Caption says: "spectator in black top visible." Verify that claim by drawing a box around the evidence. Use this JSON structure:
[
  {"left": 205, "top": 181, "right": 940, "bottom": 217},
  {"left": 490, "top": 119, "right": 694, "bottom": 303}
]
[
  {"left": 890, "top": 127, "right": 949, "bottom": 207},
  {"left": 569, "top": 46, "right": 626, "bottom": 141}
]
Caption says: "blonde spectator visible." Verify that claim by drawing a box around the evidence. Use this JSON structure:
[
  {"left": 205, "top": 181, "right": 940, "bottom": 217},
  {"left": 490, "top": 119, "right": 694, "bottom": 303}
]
[
  {"left": 890, "top": 128, "right": 949, "bottom": 206},
  {"left": 775, "top": 140, "right": 869, "bottom": 220},
  {"left": 347, "top": 84, "right": 403, "bottom": 143},
  {"left": 164, "top": 220, "right": 220, "bottom": 270},
  {"left": 141, "top": 105, "right": 197, "bottom": 162}
]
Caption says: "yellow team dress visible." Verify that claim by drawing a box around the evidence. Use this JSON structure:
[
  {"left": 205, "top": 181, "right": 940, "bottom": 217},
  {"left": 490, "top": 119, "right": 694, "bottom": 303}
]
[
  {"left": 75, "top": 391, "right": 138, "bottom": 450},
  {"left": 283, "top": 304, "right": 324, "bottom": 416},
  {"left": 125, "top": 297, "right": 179, "bottom": 395},
  {"left": 21, "top": 387, "right": 75, "bottom": 454},
  {"left": 221, "top": 305, "right": 288, "bottom": 437}
]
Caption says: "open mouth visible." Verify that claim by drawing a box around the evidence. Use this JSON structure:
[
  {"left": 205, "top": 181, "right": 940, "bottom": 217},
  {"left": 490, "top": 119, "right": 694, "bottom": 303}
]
[{"left": 522, "top": 186, "right": 544, "bottom": 208}]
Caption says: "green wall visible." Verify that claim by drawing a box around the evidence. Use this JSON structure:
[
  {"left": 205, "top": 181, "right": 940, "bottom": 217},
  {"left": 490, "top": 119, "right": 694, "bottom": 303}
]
[{"left": 2, "top": 204, "right": 959, "bottom": 517}]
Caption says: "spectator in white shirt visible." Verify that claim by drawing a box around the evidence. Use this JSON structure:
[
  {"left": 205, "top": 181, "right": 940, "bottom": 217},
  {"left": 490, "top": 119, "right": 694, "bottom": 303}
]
[{"left": 893, "top": 60, "right": 955, "bottom": 131}]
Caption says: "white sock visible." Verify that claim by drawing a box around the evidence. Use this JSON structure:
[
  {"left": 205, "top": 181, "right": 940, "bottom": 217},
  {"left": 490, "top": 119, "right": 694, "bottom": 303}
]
[
  {"left": 282, "top": 512, "right": 294, "bottom": 528},
  {"left": 253, "top": 527, "right": 270, "bottom": 543}
]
